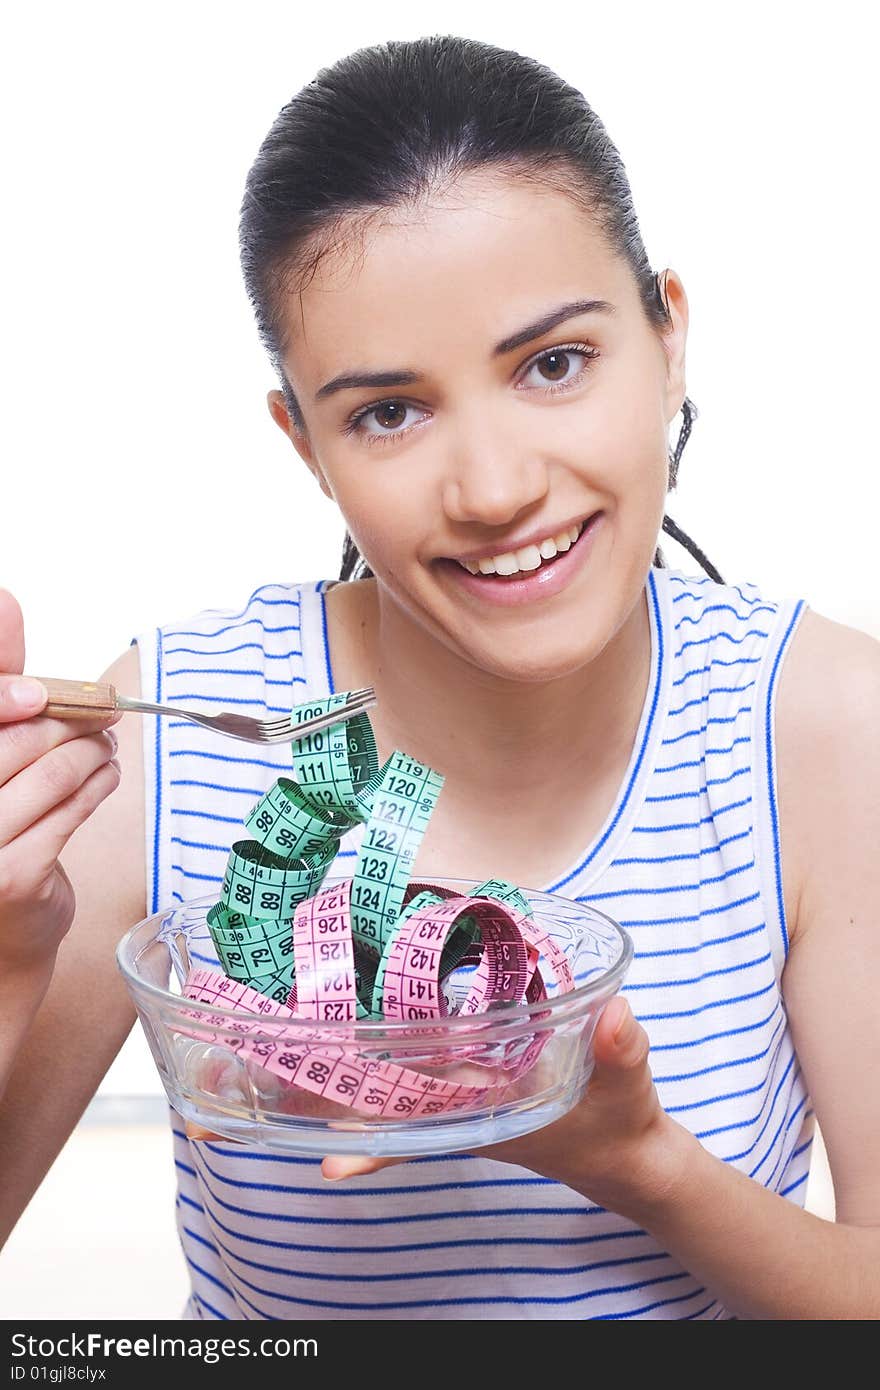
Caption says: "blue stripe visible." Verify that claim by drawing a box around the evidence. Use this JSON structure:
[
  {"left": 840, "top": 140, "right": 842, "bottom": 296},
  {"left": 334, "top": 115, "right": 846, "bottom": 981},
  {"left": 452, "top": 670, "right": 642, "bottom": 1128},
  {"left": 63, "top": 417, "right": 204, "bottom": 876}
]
[
  {"left": 168, "top": 673, "right": 305, "bottom": 690},
  {"left": 765, "top": 601, "right": 805, "bottom": 958},
  {"left": 676, "top": 603, "right": 777, "bottom": 627},
  {"left": 171, "top": 864, "right": 223, "bottom": 883},
  {"left": 591, "top": 1285, "right": 709, "bottom": 1320},
  {"left": 674, "top": 629, "right": 769, "bottom": 658},
  {"left": 171, "top": 808, "right": 257, "bottom": 826},
  {"left": 183, "top": 1225, "right": 221, "bottom": 1258},
  {"left": 166, "top": 622, "right": 300, "bottom": 640},
  {"left": 164, "top": 590, "right": 301, "bottom": 630},
  {"left": 551, "top": 569, "right": 663, "bottom": 891},
  {"left": 183, "top": 1253, "right": 236, "bottom": 1299},
  {"left": 634, "top": 922, "right": 765, "bottom": 960},
  {"left": 753, "top": 1092, "right": 807, "bottom": 1185},
  {"left": 644, "top": 764, "right": 751, "bottom": 801},
  {"left": 666, "top": 1074, "right": 771, "bottom": 1115},
  {"left": 203, "top": 1221, "right": 671, "bottom": 1283},
  {"left": 654, "top": 1016, "right": 785, "bottom": 1082},
  {"left": 320, "top": 587, "right": 335, "bottom": 694},
  {"left": 648, "top": 1001, "right": 781, "bottom": 1051},
  {"left": 746, "top": 1088, "right": 807, "bottom": 1184},
  {"left": 779, "top": 1170, "right": 808, "bottom": 1198},
  {"left": 668, "top": 683, "right": 756, "bottom": 718},
  {"left": 587, "top": 858, "right": 753, "bottom": 900},
  {"left": 613, "top": 827, "right": 750, "bottom": 865},
  {"left": 614, "top": 888, "right": 761, "bottom": 926},
  {"left": 187, "top": 1260, "right": 693, "bottom": 1311},
  {"left": 625, "top": 950, "right": 771, "bottom": 991},
  {"left": 167, "top": 667, "right": 270, "bottom": 678},
  {"left": 188, "top": 1189, "right": 647, "bottom": 1256},
  {"left": 161, "top": 692, "right": 293, "bottom": 711},
  {"left": 152, "top": 627, "right": 163, "bottom": 914},
  {"left": 670, "top": 660, "right": 760, "bottom": 689},
  {"left": 637, "top": 977, "right": 775, "bottom": 1022},
  {"left": 193, "top": 1293, "right": 230, "bottom": 1320},
  {"left": 172, "top": 836, "right": 232, "bottom": 854},
  {"left": 632, "top": 796, "right": 750, "bottom": 831},
  {"left": 655, "top": 735, "right": 750, "bottom": 770},
  {"left": 786, "top": 1134, "right": 814, "bottom": 1165},
  {"left": 164, "top": 642, "right": 299, "bottom": 659},
  {"left": 194, "top": 1148, "right": 555, "bottom": 1197},
  {"left": 170, "top": 749, "right": 287, "bottom": 771},
  {"left": 711, "top": 1051, "right": 796, "bottom": 1148},
  {"left": 170, "top": 779, "right": 265, "bottom": 796},
  {"left": 189, "top": 1185, "right": 601, "bottom": 1226},
  {"left": 670, "top": 576, "right": 761, "bottom": 608},
  {"left": 661, "top": 709, "right": 752, "bottom": 743},
  {"left": 685, "top": 1300, "right": 722, "bottom": 1320}
]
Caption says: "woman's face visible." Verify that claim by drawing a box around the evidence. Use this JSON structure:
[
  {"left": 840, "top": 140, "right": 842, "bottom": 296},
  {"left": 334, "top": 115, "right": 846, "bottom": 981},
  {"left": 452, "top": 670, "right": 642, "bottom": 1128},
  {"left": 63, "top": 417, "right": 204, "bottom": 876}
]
[{"left": 269, "top": 171, "right": 688, "bottom": 682}]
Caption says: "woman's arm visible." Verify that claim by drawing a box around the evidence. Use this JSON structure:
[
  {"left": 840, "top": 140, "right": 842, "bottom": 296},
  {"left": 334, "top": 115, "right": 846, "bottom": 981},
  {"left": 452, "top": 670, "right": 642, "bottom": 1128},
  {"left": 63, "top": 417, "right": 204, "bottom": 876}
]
[
  {"left": 324, "top": 609, "right": 880, "bottom": 1319},
  {"left": 0, "top": 643, "right": 146, "bottom": 1247},
  {"left": 599, "top": 609, "right": 880, "bottom": 1319}
]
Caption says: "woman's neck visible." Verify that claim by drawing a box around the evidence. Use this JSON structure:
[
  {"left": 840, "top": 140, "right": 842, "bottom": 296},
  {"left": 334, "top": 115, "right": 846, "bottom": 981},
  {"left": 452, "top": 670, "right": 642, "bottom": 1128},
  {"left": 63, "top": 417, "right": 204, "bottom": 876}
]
[{"left": 325, "top": 576, "right": 652, "bottom": 819}]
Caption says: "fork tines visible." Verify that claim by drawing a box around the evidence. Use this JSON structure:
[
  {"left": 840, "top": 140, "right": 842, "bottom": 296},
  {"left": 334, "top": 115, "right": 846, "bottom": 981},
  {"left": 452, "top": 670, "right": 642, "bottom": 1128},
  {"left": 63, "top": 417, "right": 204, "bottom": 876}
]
[{"left": 263, "top": 687, "right": 377, "bottom": 740}]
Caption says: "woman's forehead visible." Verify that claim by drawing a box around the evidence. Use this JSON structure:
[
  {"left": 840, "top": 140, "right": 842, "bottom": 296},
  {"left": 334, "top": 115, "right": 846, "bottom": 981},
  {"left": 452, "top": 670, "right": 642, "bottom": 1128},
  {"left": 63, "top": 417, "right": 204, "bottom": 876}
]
[{"left": 281, "top": 175, "right": 630, "bottom": 376}]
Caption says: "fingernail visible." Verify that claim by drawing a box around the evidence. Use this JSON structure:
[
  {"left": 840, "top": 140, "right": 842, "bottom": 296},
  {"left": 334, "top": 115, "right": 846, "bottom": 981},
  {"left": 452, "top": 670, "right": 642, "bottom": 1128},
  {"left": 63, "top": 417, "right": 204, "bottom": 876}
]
[
  {"left": 8, "top": 678, "right": 47, "bottom": 710},
  {"left": 107, "top": 728, "right": 118, "bottom": 753},
  {"left": 612, "top": 997, "right": 631, "bottom": 1043},
  {"left": 323, "top": 1159, "right": 361, "bottom": 1181}
]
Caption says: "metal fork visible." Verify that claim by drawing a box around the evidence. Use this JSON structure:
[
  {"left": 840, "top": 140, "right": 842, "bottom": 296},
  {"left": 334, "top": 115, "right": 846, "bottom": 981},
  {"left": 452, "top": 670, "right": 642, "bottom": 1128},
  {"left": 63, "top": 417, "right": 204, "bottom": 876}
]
[{"left": 31, "top": 677, "right": 377, "bottom": 746}]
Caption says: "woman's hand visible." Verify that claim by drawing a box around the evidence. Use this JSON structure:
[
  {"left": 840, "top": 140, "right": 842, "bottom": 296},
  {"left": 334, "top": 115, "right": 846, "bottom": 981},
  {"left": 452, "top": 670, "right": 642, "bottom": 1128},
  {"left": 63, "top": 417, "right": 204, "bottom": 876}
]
[
  {"left": 0, "top": 588, "right": 122, "bottom": 974},
  {"left": 320, "top": 996, "right": 692, "bottom": 1216}
]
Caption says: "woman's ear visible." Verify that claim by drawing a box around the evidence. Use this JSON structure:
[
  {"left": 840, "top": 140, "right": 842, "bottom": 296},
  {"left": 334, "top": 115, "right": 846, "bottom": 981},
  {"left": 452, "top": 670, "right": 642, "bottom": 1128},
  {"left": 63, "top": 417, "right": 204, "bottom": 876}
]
[
  {"left": 267, "top": 389, "right": 335, "bottom": 500},
  {"left": 657, "top": 269, "right": 689, "bottom": 421}
]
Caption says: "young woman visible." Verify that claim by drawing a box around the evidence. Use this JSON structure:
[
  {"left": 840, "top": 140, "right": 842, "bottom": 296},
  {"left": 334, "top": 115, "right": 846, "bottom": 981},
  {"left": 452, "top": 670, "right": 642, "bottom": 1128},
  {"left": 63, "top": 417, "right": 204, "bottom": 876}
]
[{"left": 1, "top": 35, "right": 878, "bottom": 1320}]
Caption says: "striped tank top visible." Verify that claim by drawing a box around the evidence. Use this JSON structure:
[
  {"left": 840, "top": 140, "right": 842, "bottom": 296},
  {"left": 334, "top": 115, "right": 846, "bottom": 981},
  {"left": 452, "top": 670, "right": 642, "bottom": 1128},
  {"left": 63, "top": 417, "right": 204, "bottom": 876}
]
[{"left": 135, "top": 566, "right": 811, "bottom": 1321}]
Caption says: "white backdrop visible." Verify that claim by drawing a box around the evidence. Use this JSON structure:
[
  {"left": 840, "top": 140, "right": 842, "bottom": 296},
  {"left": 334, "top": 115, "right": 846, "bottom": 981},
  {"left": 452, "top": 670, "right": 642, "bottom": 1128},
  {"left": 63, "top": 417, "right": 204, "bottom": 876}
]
[{"left": 2, "top": 1, "right": 878, "bottom": 1101}]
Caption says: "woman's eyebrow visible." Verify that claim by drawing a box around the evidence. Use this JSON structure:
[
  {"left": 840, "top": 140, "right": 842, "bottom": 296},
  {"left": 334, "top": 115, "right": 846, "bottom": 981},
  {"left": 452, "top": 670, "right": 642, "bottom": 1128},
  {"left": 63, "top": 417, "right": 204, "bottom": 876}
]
[
  {"left": 493, "top": 298, "right": 616, "bottom": 355},
  {"left": 314, "top": 298, "right": 615, "bottom": 402}
]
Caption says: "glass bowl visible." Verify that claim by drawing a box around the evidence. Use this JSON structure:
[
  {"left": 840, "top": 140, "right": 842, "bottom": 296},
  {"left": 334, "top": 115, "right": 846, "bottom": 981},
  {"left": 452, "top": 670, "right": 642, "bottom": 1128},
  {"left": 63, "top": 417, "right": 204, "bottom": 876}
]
[{"left": 116, "top": 878, "right": 632, "bottom": 1156}]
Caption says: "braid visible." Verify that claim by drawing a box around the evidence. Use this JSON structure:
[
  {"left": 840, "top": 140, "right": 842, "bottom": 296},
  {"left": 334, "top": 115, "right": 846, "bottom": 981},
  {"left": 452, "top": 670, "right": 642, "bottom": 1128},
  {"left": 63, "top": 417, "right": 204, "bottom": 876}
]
[{"left": 653, "top": 396, "right": 724, "bottom": 583}]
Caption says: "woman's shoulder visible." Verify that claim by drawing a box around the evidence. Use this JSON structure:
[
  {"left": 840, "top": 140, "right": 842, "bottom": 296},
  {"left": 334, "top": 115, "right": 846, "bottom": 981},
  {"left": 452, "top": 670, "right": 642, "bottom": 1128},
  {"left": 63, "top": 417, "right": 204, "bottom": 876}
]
[{"left": 775, "top": 605, "right": 880, "bottom": 943}]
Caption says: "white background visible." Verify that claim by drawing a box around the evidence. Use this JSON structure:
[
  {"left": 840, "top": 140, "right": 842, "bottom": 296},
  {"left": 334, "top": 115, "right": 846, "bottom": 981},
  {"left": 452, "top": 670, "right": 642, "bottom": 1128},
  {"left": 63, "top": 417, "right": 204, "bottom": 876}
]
[{"left": 0, "top": 0, "right": 869, "bottom": 1312}]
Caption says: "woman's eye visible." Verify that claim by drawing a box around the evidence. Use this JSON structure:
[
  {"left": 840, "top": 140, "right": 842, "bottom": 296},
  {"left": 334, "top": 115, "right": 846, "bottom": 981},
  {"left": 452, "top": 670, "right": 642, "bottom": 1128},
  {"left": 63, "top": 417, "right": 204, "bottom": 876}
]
[
  {"left": 350, "top": 400, "right": 427, "bottom": 438},
  {"left": 519, "top": 346, "right": 598, "bottom": 391}
]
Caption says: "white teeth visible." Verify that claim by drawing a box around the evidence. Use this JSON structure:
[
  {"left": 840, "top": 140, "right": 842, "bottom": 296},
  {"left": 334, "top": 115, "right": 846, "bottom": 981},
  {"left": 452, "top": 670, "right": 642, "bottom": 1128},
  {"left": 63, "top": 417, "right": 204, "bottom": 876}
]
[
  {"left": 457, "top": 520, "right": 587, "bottom": 577},
  {"left": 513, "top": 544, "right": 543, "bottom": 572}
]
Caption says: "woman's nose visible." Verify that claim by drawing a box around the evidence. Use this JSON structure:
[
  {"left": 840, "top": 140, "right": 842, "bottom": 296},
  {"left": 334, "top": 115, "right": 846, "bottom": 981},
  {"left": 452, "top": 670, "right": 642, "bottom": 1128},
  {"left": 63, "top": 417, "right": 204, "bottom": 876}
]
[{"left": 440, "top": 411, "right": 550, "bottom": 526}]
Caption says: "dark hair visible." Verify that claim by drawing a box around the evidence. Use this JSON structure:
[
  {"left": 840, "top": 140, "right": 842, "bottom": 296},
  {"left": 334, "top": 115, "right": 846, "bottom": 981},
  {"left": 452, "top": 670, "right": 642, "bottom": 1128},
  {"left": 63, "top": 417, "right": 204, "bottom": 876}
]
[{"left": 239, "top": 35, "right": 723, "bottom": 585}]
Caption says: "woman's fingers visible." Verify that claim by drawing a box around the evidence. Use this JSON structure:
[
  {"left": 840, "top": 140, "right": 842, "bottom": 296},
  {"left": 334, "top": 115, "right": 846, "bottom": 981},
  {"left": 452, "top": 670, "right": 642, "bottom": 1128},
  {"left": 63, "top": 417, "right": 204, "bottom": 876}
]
[
  {"left": 590, "top": 995, "right": 652, "bottom": 1080},
  {"left": 0, "top": 589, "right": 26, "bottom": 677},
  {"left": 0, "top": 758, "right": 122, "bottom": 901},
  {"left": 321, "top": 1155, "right": 408, "bottom": 1181},
  {"left": 184, "top": 1122, "right": 228, "bottom": 1143},
  {"left": 0, "top": 727, "right": 119, "bottom": 846},
  {"left": 0, "top": 675, "right": 47, "bottom": 723}
]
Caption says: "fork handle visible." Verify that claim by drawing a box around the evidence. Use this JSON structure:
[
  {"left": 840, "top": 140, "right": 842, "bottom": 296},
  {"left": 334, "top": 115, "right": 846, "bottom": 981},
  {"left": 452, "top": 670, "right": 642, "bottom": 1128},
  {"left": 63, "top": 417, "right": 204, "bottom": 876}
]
[{"left": 34, "top": 678, "right": 119, "bottom": 719}]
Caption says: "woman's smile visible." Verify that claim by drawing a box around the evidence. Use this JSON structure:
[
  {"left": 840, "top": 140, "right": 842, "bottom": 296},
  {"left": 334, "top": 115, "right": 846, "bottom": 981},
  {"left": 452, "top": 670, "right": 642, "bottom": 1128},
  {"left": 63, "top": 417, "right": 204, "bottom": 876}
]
[{"left": 434, "top": 510, "right": 605, "bottom": 607}]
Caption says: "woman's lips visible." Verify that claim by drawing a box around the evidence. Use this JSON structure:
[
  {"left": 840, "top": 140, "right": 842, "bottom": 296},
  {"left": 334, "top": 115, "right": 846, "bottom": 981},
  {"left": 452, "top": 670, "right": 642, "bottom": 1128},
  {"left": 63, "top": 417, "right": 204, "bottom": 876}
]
[{"left": 435, "top": 512, "right": 603, "bottom": 607}]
